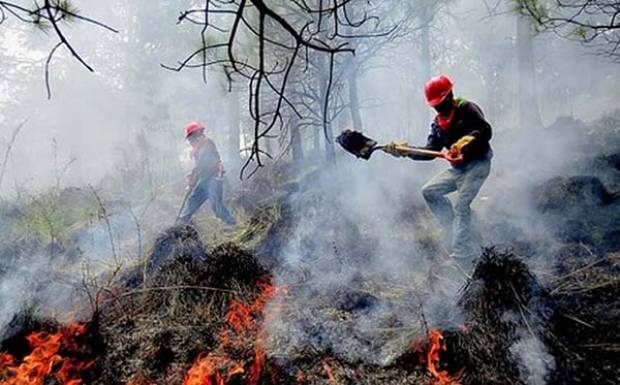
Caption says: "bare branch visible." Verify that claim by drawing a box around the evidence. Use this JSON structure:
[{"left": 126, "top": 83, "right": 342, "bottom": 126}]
[{"left": 0, "top": 120, "right": 26, "bottom": 197}]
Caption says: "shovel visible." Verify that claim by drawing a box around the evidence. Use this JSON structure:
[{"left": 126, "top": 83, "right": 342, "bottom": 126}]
[
  {"left": 336, "top": 130, "right": 449, "bottom": 161},
  {"left": 175, "top": 187, "right": 192, "bottom": 224}
]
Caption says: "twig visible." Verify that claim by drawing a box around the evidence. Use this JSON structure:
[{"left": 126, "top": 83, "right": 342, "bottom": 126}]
[
  {"left": 105, "top": 285, "right": 240, "bottom": 304},
  {"left": 0, "top": 119, "right": 26, "bottom": 196},
  {"left": 88, "top": 184, "right": 118, "bottom": 262}
]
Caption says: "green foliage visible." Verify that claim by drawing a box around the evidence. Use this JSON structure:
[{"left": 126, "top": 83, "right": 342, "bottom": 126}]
[
  {"left": 512, "top": 0, "right": 548, "bottom": 21},
  {"left": 55, "top": 0, "right": 79, "bottom": 15},
  {"left": 570, "top": 25, "right": 589, "bottom": 40},
  {"left": 15, "top": 189, "right": 95, "bottom": 249}
]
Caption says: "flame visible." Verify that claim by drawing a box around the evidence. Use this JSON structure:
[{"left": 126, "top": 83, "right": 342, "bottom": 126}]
[
  {"left": 182, "top": 280, "right": 277, "bottom": 385},
  {"left": 322, "top": 362, "right": 339, "bottom": 385},
  {"left": 0, "top": 324, "right": 93, "bottom": 385},
  {"left": 426, "top": 330, "right": 461, "bottom": 385},
  {"left": 295, "top": 369, "right": 305, "bottom": 385},
  {"left": 183, "top": 353, "right": 243, "bottom": 385}
]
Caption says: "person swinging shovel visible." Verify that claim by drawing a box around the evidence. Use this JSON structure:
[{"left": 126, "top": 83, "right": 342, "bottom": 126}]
[{"left": 338, "top": 75, "right": 492, "bottom": 261}]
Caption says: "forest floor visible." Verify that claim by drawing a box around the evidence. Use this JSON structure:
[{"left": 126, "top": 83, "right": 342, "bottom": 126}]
[{"left": 0, "top": 114, "right": 619, "bottom": 385}]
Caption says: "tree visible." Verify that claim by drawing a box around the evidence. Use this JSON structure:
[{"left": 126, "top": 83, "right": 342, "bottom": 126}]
[
  {"left": 514, "top": 0, "right": 620, "bottom": 61},
  {"left": 516, "top": 14, "right": 543, "bottom": 129},
  {"left": 167, "top": 0, "right": 397, "bottom": 177},
  {"left": 0, "top": 0, "right": 117, "bottom": 97}
]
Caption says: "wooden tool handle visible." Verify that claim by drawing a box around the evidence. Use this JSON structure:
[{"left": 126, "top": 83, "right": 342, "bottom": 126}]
[{"left": 393, "top": 145, "right": 446, "bottom": 158}]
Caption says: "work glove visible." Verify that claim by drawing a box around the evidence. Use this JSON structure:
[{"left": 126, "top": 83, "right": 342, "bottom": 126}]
[
  {"left": 449, "top": 135, "right": 475, "bottom": 159},
  {"left": 217, "top": 161, "right": 226, "bottom": 177},
  {"left": 383, "top": 141, "right": 410, "bottom": 158}
]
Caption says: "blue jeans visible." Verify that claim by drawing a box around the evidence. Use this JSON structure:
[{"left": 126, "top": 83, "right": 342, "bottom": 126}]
[
  {"left": 422, "top": 158, "right": 491, "bottom": 258},
  {"left": 178, "top": 177, "right": 237, "bottom": 226}
]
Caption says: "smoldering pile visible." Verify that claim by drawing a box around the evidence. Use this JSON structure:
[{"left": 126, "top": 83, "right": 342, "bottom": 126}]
[
  {"left": 1, "top": 225, "right": 619, "bottom": 385},
  {"left": 431, "top": 248, "right": 619, "bottom": 385},
  {"left": 95, "top": 225, "right": 270, "bottom": 384}
]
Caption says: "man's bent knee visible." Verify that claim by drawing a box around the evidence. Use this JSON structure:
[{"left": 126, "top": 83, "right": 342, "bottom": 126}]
[{"left": 422, "top": 184, "right": 443, "bottom": 202}]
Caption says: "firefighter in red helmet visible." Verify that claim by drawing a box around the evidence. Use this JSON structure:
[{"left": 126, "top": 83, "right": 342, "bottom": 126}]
[
  {"left": 384, "top": 75, "right": 493, "bottom": 260},
  {"left": 177, "top": 122, "right": 236, "bottom": 226}
]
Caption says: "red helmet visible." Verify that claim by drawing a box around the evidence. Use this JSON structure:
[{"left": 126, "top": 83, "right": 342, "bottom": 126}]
[
  {"left": 424, "top": 75, "right": 454, "bottom": 107},
  {"left": 184, "top": 122, "right": 205, "bottom": 138}
]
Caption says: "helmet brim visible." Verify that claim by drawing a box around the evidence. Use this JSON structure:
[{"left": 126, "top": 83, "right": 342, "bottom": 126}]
[
  {"left": 427, "top": 92, "right": 450, "bottom": 107},
  {"left": 185, "top": 128, "right": 205, "bottom": 139}
]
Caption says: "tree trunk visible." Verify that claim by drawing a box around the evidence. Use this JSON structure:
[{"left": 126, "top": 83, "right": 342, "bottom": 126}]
[
  {"left": 289, "top": 116, "right": 304, "bottom": 166},
  {"left": 313, "top": 125, "right": 321, "bottom": 155},
  {"left": 420, "top": 13, "right": 433, "bottom": 127},
  {"left": 347, "top": 63, "right": 363, "bottom": 131},
  {"left": 485, "top": 64, "right": 499, "bottom": 123},
  {"left": 319, "top": 57, "right": 336, "bottom": 164},
  {"left": 227, "top": 89, "right": 242, "bottom": 168},
  {"left": 516, "top": 15, "right": 543, "bottom": 130}
]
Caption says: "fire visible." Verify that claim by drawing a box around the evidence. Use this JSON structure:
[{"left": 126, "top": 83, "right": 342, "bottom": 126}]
[
  {"left": 182, "top": 280, "right": 277, "bottom": 385},
  {"left": 0, "top": 323, "right": 93, "bottom": 385},
  {"left": 183, "top": 353, "right": 243, "bottom": 385},
  {"left": 426, "top": 330, "right": 461, "bottom": 385},
  {"left": 322, "top": 361, "right": 339, "bottom": 385},
  {"left": 295, "top": 369, "right": 305, "bottom": 385}
]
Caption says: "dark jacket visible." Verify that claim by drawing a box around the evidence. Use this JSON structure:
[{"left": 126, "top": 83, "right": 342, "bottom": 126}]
[
  {"left": 410, "top": 99, "right": 493, "bottom": 164},
  {"left": 193, "top": 137, "right": 221, "bottom": 181}
]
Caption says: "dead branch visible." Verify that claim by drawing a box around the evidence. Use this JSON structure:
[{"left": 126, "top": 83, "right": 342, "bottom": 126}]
[
  {"left": 0, "top": 119, "right": 26, "bottom": 197},
  {"left": 168, "top": 0, "right": 402, "bottom": 178},
  {"left": 88, "top": 184, "right": 118, "bottom": 263},
  {"left": 514, "top": 0, "right": 620, "bottom": 60},
  {"left": 0, "top": 0, "right": 118, "bottom": 97}
]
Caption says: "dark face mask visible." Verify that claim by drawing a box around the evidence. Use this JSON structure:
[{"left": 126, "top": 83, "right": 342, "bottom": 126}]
[
  {"left": 187, "top": 131, "right": 204, "bottom": 145},
  {"left": 434, "top": 93, "right": 455, "bottom": 116}
]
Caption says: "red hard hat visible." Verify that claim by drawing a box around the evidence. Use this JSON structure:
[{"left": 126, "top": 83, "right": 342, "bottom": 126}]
[
  {"left": 424, "top": 75, "right": 454, "bottom": 107},
  {"left": 184, "top": 122, "right": 205, "bottom": 138}
]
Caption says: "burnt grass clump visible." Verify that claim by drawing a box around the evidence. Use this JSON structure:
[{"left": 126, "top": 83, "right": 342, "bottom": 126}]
[
  {"left": 441, "top": 248, "right": 551, "bottom": 385},
  {"left": 1, "top": 223, "right": 619, "bottom": 385},
  {"left": 546, "top": 252, "right": 620, "bottom": 385},
  {"left": 93, "top": 226, "right": 271, "bottom": 385},
  {"left": 438, "top": 248, "right": 620, "bottom": 385}
]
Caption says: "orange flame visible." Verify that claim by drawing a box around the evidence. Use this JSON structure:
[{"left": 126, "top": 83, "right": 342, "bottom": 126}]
[
  {"left": 295, "top": 369, "right": 305, "bottom": 385},
  {"left": 183, "top": 353, "right": 244, "bottom": 385},
  {"left": 426, "top": 330, "right": 461, "bottom": 385},
  {"left": 182, "top": 280, "right": 277, "bottom": 385},
  {"left": 322, "top": 362, "right": 339, "bottom": 385},
  {"left": 0, "top": 324, "right": 93, "bottom": 385}
]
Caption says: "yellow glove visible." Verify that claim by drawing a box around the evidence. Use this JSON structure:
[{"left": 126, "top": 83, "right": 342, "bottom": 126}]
[
  {"left": 450, "top": 135, "right": 475, "bottom": 157},
  {"left": 383, "top": 141, "right": 410, "bottom": 157}
]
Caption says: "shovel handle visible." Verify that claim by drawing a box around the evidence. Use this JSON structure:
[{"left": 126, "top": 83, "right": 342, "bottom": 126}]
[
  {"left": 379, "top": 144, "right": 447, "bottom": 159},
  {"left": 175, "top": 185, "right": 193, "bottom": 223}
]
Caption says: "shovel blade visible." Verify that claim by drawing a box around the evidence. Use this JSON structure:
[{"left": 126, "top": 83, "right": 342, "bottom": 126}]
[{"left": 337, "top": 130, "right": 378, "bottom": 160}]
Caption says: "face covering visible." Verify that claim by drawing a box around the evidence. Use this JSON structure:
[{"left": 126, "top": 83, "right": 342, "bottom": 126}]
[
  {"left": 435, "top": 99, "right": 457, "bottom": 130},
  {"left": 189, "top": 135, "right": 208, "bottom": 158}
]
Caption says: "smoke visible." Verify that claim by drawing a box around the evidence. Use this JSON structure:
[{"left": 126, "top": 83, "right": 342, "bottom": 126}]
[
  {"left": 0, "top": 1, "right": 618, "bottom": 382},
  {"left": 510, "top": 330, "right": 556, "bottom": 385},
  {"left": 262, "top": 157, "right": 469, "bottom": 364},
  {"left": 262, "top": 0, "right": 618, "bottom": 370},
  {"left": 0, "top": 253, "right": 87, "bottom": 335}
]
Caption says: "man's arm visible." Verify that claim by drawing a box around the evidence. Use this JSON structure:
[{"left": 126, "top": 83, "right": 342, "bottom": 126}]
[
  {"left": 462, "top": 102, "right": 492, "bottom": 158},
  {"left": 409, "top": 123, "right": 444, "bottom": 161}
]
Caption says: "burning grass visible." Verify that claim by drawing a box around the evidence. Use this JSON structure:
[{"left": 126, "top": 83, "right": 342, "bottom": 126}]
[
  {"left": 1, "top": 228, "right": 619, "bottom": 385},
  {"left": 0, "top": 322, "right": 99, "bottom": 385}
]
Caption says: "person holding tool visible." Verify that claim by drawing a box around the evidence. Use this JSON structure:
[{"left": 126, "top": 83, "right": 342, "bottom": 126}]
[
  {"left": 337, "top": 75, "right": 492, "bottom": 259},
  {"left": 383, "top": 75, "right": 493, "bottom": 259},
  {"left": 176, "top": 122, "right": 237, "bottom": 226}
]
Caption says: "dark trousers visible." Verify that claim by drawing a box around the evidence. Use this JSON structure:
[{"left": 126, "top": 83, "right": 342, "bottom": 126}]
[{"left": 178, "top": 177, "right": 236, "bottom": 226}]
